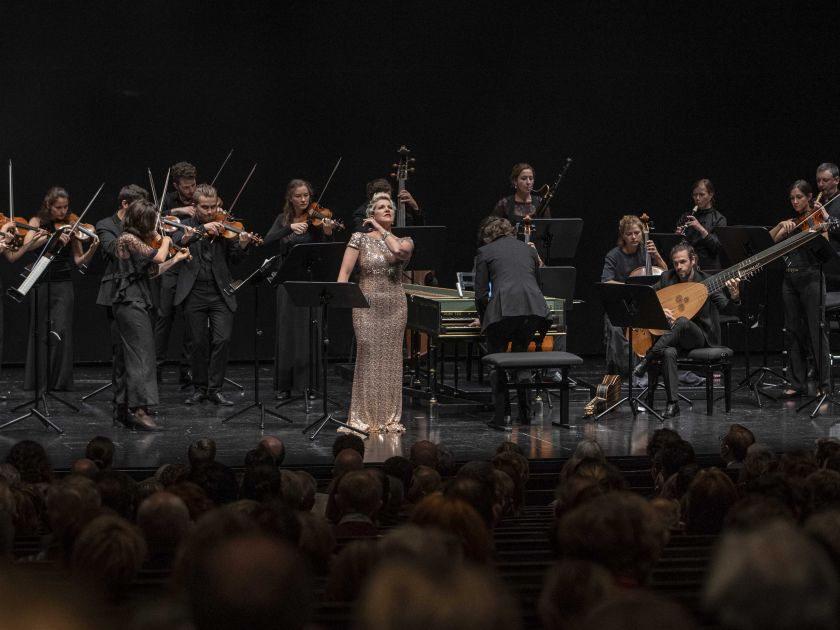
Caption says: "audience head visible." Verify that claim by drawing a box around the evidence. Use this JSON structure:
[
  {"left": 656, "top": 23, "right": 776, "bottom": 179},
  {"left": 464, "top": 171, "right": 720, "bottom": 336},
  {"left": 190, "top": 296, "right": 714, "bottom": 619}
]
[
  {"left": 70, "top": 458, "right": 100, "bottom": 479},
  {"left": 168, "top": 481, "right": 215, "bottom": 520},
  {"left": 720, "top": 424, "right": 755, "bottom": 464},
  {"left": 383, "top": 455, "right": 414, "bottom": 490},
  {"left": 778, "top": 449, "right": 819, "bottom": 479},
  {"left": 136, "top": 491, "right": 191, "bottom": 553},
  {"left": 332, "top": 433, "right": 365, "bottom": 459},
  {"left": 815, "top": 437, "right": 840, "bottom": 467},
  {"left": 445, "top": 474, "right": 497, "bottom": 528},
  {"left": 45, "top": 475, "right": 102, "bottom": 553},
  {"left": 325, "top": 539, "right": 381, "bottom": 601},
  {"left": 85, "top": 436, "right": 115, "bottom": 470},
  {"left": 96, "top": 469, "right": 137, "bottom": 520},
  {"left": 6, "top": 439, "right": 53, "bottom": 484},
  {"left": 240, "top": 464, "right": 283, "bottom": 503},
  {"left": 333, "top": 448, "right": 364, "bottom": 478},
  {"left": 740, "top": 443, "right": 778, "bottom": 484},
  {"left": 580, "top": 592, "right": 700, "bottom": 630},
  {"left": 258, "top": 436, "right": 286, "bottom": 465},
  {"left": 410, "top": 494, "right": 491, "bottom": 562},
  {"left": 647, "top": 428, "right": 681, "bottom": 460},
  {"left": 539, "top": 560, "right": 616, "bottom": 630},
  {"left": 0, "top": 463, "right": 20, "bottom": 486},
  {"left": 155, "top": 462, "right": 189, "bottom": 487},
  {"left": 336, "top": 469, "right": 383, "bottom": 518},
  {"left": 409, "top": 440, "right": 438, "bottom": 469},
  {"left": 187, "top": 438, "right": 217, "bottom": 469},
  {"left": 407, "top": 465, "right": 443, "bottom": 503},
  {"left": 278, "top": 470, "right": 304, "bottom": 510},
  {"left": 805, "top": 468, "right": 840, "bottom": 513},
  {"left": 683, "top": 468, "right": 739, "bottom": 534},
  {"left": 704, "top": 521, "right": 838, "bottom": 630},
  {"left": 436, "top": 444, "right": 457, "bottom": 476},
  {"left": 295, "top": 470, "right": 317, "bottom": 511},
  {"left": 573, "top": 439, "right": 605, "bottom": 462},
  {"left": 724, "top": 495, "right": 795, "bottom": 531}
]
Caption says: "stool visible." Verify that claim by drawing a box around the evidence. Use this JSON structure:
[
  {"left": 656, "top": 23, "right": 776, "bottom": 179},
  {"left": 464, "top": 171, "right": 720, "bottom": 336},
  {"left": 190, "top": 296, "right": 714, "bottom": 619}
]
[
  {"left": 482, "top": 351, "right": 583, "bottom": 427},
  {"left": 648, "top": 346, "right": 733, "bottom": 415}
]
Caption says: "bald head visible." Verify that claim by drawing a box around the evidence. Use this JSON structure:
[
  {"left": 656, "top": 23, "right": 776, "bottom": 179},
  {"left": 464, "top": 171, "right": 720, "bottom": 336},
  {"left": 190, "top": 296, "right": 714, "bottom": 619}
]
[
  {"left": 137, "top": 491, "right": 191, "bottom": 550},
  {"left": 71, "top": 458, "right": 99, "bottom": 479},
  {"left": 259, "top": 436, "right": 286, "bottom": 465},
  {"left": 334, "top": 448, "right": 364, "bottom": 478}
]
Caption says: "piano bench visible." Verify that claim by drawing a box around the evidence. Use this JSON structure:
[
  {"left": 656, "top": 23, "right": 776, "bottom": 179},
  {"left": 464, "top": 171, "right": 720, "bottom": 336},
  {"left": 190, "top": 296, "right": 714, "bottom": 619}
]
[{"left": 482, "top": 352, "right": 583, "bottom": 428}]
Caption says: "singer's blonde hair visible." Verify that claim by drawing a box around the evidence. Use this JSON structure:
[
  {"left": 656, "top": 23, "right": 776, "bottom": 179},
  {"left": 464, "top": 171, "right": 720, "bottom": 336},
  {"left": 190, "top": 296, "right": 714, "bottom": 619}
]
[{"left": 366, "top": 191, "right": 394, "bottom": 217}]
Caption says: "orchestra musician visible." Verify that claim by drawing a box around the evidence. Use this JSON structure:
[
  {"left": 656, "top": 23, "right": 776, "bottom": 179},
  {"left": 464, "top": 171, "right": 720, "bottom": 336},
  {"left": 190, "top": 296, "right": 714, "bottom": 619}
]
[
  {"left": 264, "top": 179, "right": 335, "bottom": 402},
  {"left": 109, "top": 200, "right": 190, "bottom": 430},
  {"left": 675, "top": 178, "right": 727, "bottom": 270},
  {"left": 491, "top": 163, "right": 551, "bottom": 223},
  {"left": 473, "top": 216, "right": 551, "bottom": 430},
  {"left": 19, "top": 187, "right": 99, "bottom": 392},
  {"left": 816, "top": 163, "right": 840, "bottom": 289},
  {"left": 175, "top": 183, "right": 252, "bottom": 406},
  {"left": 769, "top": 180, "right": 830, "bottom": 398},
  {"left": 352, "top": 178, "right": 423, "bottom": 231},
  {"left": 632, "top": 243, "right": 740, "bottom": 418},
  {"left": 95, "top": 184, "right": 150, "bottom": 425},
  {"left": 601, "top": 215, "right": 666, "bottom": 382},
  {"left": 155, "top": 161, "right": 198, "bottom": 385}
]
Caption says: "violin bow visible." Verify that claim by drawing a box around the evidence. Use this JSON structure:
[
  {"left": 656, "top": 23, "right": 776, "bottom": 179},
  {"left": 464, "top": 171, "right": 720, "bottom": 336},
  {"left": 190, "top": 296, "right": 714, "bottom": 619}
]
[
  {"left": 8, "top": 160, "right": 14, "bottom": 220},
  {"left": 314, "top": 156, "right": 343, "bottom": 206},
  {"left": 210, "top": 148, "right": 235, "bottom": 187},
  {"left": 224, "top": 162, "right": 257, "bottom": 218},
  {"left": 147, "top": 167, "right": 160, "bottom": 207},
  {"left": 154, "top": 169, "right": 171, "bottom": 237}
]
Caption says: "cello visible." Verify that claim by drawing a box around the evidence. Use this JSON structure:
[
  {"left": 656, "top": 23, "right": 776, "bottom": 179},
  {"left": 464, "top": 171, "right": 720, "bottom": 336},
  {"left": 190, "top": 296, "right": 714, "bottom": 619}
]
[{"left": 625, "top": 214, "right": 663, "bottom": 356}]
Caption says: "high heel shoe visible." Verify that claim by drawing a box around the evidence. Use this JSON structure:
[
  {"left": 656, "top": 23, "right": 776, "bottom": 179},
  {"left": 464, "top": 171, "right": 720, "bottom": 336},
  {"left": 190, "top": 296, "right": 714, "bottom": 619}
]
[{"left": 124, "top": 408, "right": 162, "bottom": 432}]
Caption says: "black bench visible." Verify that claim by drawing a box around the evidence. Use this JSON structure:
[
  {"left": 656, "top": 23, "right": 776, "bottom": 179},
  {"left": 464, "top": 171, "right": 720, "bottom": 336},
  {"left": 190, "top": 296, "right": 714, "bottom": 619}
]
[{"left": 482, "top": 351, "right": 583, "bottom": 427}]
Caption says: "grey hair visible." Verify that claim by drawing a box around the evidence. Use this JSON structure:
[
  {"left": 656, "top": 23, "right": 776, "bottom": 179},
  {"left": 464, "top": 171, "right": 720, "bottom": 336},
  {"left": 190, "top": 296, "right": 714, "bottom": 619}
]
[
  {"left": 366, "top": 191, "right": 394, "bottom": 217},
  {"left": 817, "top": 163, "right": 840, "bottom": 178}
]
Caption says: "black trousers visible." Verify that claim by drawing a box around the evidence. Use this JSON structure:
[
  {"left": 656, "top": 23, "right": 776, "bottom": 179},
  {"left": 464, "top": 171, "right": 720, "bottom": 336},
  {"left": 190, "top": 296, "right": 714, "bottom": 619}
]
[
  {"left": 24, "top": 280, "right": 74, "bottom": 392},
  {"left": 184, "top": 281, "right": 234, "bottom": 394},
  {"left": 113, "top": 301, "right": 158, "bottom": 409},
  {"left": 105, "top": 307, "right": 127, "bottom": 407},
  {"left": 486, "top": 315, "right": 548, "bottom": 423},
  {"left": 153, "top": 270, "right": 192, "bottom": 377},
  {"left": 647, "top": 317, "right": 706, "bottom": 402},
  {"left": 783, "top": 269, "right": 830, "bottom": 392}
]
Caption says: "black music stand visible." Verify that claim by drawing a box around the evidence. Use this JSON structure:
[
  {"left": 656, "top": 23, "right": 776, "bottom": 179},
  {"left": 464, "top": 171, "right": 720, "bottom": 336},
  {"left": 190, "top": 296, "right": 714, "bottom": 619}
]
[
  {"left": 796, "top": 235, "right": 840, "bottom": 418},
  {"left": 716, "top": 226, "right": 788, "bottom": 405},
  {"left": 269, "top": 242, "right": 346, "bottom": 412},
  {"left": 594, "top": 282, "right": 670, "bottom": 422},
  {"left": 221, "top": 256, "right": 292, "bottom": 429},
  {"left": 283, "top": 281, "right": 369, "bottom": 440},
  {"left": 522, "top": 218, "right": 583, "bottom": 262}
]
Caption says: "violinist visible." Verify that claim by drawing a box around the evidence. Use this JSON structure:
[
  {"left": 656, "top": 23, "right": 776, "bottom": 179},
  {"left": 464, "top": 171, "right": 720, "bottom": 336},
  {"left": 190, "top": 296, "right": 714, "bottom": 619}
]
[
  {"left": 491, "top": 163, "right": 551, "bottom": 224},
  {"left": 770, "top": 180, "right": 830, "bottom": 398},
  {"left": 174, "top": 183, "right": 252, "bottom": 406},
  {"left": 155, "top": 160, "right": 198, "bottom": 385},
  {"left": 601, "top": 215, "right": 666, "bottom": 382},
  {"left": 632, "top": 243, "right": 740, "bottom": 418},
  {"left": 20, "top": 187, "right": 99, "bottom": 392},
  {"left": 352, "top": 178, "right": 423, "bottom": 231},
  {"left": 675, "top": 178, "right": 727, "bottom": 270},
  {"left": 95, "top": 184, "right": 149, "bottom": 424},
  {"left": 110, "top": 200, "right": 190, "bottom": 430}
]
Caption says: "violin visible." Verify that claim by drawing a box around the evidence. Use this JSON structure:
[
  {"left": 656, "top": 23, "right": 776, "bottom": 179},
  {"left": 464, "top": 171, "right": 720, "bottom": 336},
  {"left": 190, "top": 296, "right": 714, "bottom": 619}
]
[
  {"left": 307, "top": 202, "right": 344, "bottom": 231},
  {"left": 791, "top": 192, "right": 828, "bottom": 233},
  {"left": 52, "top": 212, "right": 97, "bottom": 242},
  {"left": 146, "top": 232, "right": 192, "bottom": 261},
  {"left": 201, "top": 210, "right": 264, "bottom": 246}
]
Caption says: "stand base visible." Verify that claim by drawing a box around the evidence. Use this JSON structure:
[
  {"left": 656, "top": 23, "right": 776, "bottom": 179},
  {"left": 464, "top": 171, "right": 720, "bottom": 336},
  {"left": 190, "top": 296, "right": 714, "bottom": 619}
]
[
  {"left": 0, "top": 406, "right": 63, "bottom": 434},
  {"left": 725, "top": 367, "right": 786, "bottom": 407},
  {"left": 222, "top": 401, "right": 292, "bottom": 430},
  {"left": 302, "top": 413, "right": 369, "bottom": 440},
  {"left": 12, "top": 392, "right": 79, "bottom": 415},
  {"left": 596, "top": 394, "right": 664, "bottom": 422},
  {"left": 81, "top": 381, "right": 112, "bottom": 401},
  {"left": 797, "top": 390, "right": 840, "bottom": 419}
]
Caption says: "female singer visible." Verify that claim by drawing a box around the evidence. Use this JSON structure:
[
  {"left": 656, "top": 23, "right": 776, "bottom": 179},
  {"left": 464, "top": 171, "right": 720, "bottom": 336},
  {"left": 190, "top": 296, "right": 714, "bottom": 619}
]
[
  {"left": 263, "top": 179, "right": 335, "bottom": 401},
  {"left": 675, "top": 178, "right": 727, "bottom": 270},
  {"left": 20, "top": 187, "right": 99, "bottom": 391},
  {"left": 770, "top": 180, "right": 830, "bottom": 398},
  {"left": 111, "top": 200, "right": 190, "bottom": 430},
  {"left": 492, "top": 163, "right": 551, "bottom": 223},
  {"left": 338, "top": 192, "right": 413, "bottom": 433}
]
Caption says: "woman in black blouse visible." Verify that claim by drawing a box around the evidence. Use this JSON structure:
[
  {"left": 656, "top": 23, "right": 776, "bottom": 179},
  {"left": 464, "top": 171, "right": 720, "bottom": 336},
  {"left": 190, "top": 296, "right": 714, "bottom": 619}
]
[
  {"left": 492, "top": 163, "right": 551, "bottom": 224},
  {"left": 676, "top": 178, "right": 727, "bottom": 270}
]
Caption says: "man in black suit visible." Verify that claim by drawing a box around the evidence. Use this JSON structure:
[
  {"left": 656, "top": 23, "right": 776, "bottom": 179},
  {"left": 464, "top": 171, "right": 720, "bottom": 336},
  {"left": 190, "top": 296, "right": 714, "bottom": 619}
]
[
  {"left": 95, "top": 184, "right": 149, "bottom": 422},
  {"left": 474, "top": 216, "right": 551, "bottom": 430},
  {"left": 633, "top": 242, "right": 740, "bottom": 418},
  {"left": 175, "top": 183, "right": 252, "bottom": 406}
]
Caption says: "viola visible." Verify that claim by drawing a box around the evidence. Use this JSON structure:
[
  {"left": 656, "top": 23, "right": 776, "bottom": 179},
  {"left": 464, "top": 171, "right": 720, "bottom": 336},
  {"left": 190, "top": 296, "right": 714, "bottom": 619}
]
[{"left": 307, "top": 203, "right": 344, "bottom": 231}]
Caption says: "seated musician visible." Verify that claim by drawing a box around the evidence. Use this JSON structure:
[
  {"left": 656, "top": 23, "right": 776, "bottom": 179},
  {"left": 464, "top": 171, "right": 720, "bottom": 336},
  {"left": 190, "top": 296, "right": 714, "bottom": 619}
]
[
  {"left": 602, "top": 215, "right": 666, "bottom": 383},
  {"left": 632, "top": 243, "right": 740, "bottom": 418},
  {"left": 474, "top": 216, "right": 551, "bottom": 430}
]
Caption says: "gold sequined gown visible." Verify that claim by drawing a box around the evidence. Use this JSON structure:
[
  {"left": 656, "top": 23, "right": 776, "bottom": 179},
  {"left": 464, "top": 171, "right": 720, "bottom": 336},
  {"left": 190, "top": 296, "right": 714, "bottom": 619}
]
[{"left": 342, "top": 232, "right": 411, "bottom": 433}]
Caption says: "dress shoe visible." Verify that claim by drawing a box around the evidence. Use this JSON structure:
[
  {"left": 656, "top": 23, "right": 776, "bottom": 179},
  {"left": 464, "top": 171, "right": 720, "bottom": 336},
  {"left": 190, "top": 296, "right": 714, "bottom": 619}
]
[
  {"left": 185, "top": 390, "right": 206, "bottom": 405},
  {"left": 275, "top": 390, "right": 291, "bottom": 401},
  {"left": 208, "top": 392, "right": 234, "bottom": 406},
  {"left": 124, "top": 409, "right": 162, "bottom": 432},
  {"left": 778, "top": 389, "right": 804, "bottom": 399},
  {"left": 633, "top": 356, "right": 650, "bottom": 378},
  {"left": 663, "top": 401, "right": 680, "bottom": 418}
]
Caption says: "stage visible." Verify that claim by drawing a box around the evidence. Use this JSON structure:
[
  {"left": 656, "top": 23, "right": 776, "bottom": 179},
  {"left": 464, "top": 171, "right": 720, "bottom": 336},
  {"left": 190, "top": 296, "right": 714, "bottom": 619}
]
[{"left": 0, "top": 356, "right": 835, "bottom": 471}]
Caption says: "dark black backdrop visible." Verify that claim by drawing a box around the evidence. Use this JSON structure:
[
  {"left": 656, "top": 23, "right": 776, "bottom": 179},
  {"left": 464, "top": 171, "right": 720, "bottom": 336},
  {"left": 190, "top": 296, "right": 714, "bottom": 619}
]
[{"left": 1, "top": 1, "right": 838, "bottom": 364}]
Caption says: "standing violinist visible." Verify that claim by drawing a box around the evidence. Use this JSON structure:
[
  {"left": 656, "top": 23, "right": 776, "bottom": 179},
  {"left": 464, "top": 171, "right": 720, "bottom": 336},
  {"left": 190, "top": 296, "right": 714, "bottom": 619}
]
[
  {"left": 492, "top": 163, "right": 551, "bottom": 224},
  {"left": 96, "top": 184, "right": 149, "bottom": 424},
  {"left": 601, "top": 214, "right": 666, "bottom": 381},
  {"left": 175, "top": 184, "right": 252, "bottom": 406},
  {"left": 155, "top": 160, "right": 198, "bottom": 385},
  {"left": 816, "top": 163, "right": 840, "bottom": 289},
  {"left": 352, "top": 178, "right": 424, "bottom": 231},
  {"left": 675, "top": 178, "right": 727, "bottom": 270},
  {"left": 19, "top": 187, "right": 99, "bottom": 392},
  {"left": 770, "top": 180, "right": 830, "bottom": 398},
  {"left": 264, "top": 179, "right": 335, "bottom": 401}
]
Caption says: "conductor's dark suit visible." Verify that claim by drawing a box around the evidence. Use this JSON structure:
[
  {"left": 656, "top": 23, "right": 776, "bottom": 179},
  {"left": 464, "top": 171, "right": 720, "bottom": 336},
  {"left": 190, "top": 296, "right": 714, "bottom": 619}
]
[
  {"left": 95, "top": 212, "right": 126, "bottom": 406},
  {"left": 475, "top": 236, "right": 551, "bottom": 423},
  {"left": 174, "top": 218, "right": 248, "bottom": 395}
]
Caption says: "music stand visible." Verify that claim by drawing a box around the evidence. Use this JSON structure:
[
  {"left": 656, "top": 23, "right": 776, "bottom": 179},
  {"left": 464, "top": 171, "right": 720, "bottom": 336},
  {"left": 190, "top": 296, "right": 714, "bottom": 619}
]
[
  {"left": 221, "top": 255, "right": 292, "bottom": 429},
  {"left": 523, "top": 218, "right": 583, "bottom": 263},
  {"left": 796, "top": 234, "right": 840, "bottom": 418},
  {"left": 269, "top": 242, "right": 346, "bottom": 412},
  {"left": 594, "top": 282, "right": 671, "bottom": 422},
  {"left": 716, "top": 225, "right": 788, "bottom": 405},
  {"left": 283, "top": 281, "right": 369, "bottom": 440}
]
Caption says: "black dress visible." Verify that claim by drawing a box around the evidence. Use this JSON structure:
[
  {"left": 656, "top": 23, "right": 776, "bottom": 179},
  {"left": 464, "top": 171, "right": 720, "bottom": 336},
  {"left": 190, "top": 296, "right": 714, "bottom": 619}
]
[
  {"left": 111, "top": 233, "right": 160, "bottom": 410},
  {"left": 681, "top": 207, "right": 727, "bottom": 270},
  {"left": 492, "top": 194, "right": 550, "bottom": 224},
  {"left": 263, "top": 215, "right": 333, "bottom": 395},
  {"left": 24, "top": 233, "right": 75, "bottom": 392}
]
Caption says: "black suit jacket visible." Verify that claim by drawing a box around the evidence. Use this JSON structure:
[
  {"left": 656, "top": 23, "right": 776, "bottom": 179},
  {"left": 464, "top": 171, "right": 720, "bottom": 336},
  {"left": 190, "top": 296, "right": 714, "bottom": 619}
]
[
  {"left": 95, "top": 212, "right": 123, "bottom": 307},
  {"left": 651, "top": 268, "right": 739, "bottom": 346},
  {"left": 474, "top": 236, "right": 550, "bottom": 331},
  {"left": 173, "top": 218, "right": 248, "bottom": 311}
]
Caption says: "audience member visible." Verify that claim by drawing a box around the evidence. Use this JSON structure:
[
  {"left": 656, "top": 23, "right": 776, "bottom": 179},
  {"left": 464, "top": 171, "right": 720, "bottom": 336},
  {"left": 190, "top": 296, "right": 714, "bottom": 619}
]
[
  {"left": 258, "top": 436, "right": 286, "bottom": 465},
  {"left": 409, "top": 440, "right": 438, "bottom": 469},
  {"left": 70, "top": 458, "right": 99, "bottom": 479},
  {"left": 411, "top": 494, "right": 491, "bottom": 562},
  {"left": 334, "top": 469, "right": 382, "bottom": 538},
  {"left": 579, "top": 592, "right": 700, "bottom": 630},
  {"left": 539, "top": 559, "right": 616, "bottom": 630},
  {"left": 383, "top": 455, "right": 413, "bottom": 491},
  {"left": 332, "top": 433, "right": 365, "bottom": 459},
  {"left": 296, "top": 470, "right": 317, "bottom": 511},
  {"left": 407, "top": 465, "right": 442, "bottom": 504},
  {"left": 720, "top": 424, "right": 755, "bottom": 468},
  {"left": 683, "top": 468, "right": 738, "bottom": 534},
  {"left": 136, "top": 491, "right": 191, "bottom": 567},
  {"left": 445, "top": 474, "right": 498, "bottom": 528},
  {"left": 325, "top": 539, "right": 381, "bottom": 601},
  {"left": 85, "top": 436, "right": 115, "bottom": 471},
  {"left": 6, "top": 439, "right": 53, "bottom": 484},
  {"left": 436, "top": 444, "right": 457, "bottom": 477}
]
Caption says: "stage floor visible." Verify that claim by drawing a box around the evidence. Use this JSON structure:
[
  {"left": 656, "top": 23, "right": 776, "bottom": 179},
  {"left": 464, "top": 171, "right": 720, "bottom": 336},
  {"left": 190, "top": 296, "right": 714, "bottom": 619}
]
[{"left": 0, "top": 358, "right": 836, "bottom": 471}]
